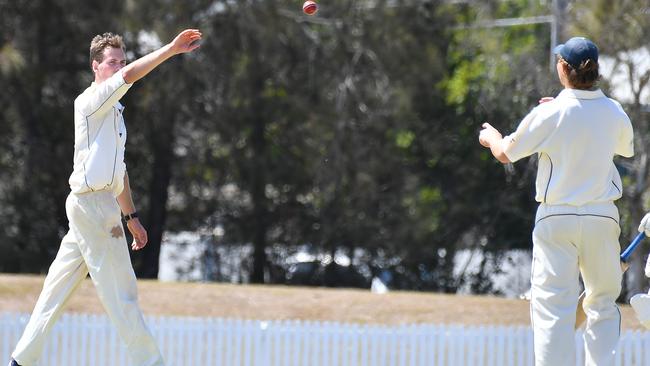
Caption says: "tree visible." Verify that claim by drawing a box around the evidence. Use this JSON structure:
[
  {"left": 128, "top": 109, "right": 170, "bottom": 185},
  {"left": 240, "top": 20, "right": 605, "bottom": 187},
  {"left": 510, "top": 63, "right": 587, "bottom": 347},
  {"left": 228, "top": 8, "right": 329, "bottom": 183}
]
[
  {"left": 6, "top": 0, "right": 634, "bottom": 298},
  {"left": 0, "top": 0, "right": 127, "bottom": 272},
  {"left": 118, "top": 0, "right": 215, "bottom": 278}
]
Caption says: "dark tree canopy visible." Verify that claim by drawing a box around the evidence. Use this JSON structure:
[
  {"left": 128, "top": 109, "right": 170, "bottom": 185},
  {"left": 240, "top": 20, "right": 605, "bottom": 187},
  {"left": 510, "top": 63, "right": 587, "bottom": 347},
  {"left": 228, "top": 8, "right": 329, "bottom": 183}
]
[{"left": 1, "top": 0, "right": 648, "bottom": 297}]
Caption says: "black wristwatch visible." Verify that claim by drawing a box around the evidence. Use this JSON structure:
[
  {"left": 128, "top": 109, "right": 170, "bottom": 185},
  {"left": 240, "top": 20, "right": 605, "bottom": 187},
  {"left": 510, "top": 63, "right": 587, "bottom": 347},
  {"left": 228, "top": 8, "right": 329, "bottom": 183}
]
[{"left": 123, "top": 212, "right": 139, "bottom": 222}]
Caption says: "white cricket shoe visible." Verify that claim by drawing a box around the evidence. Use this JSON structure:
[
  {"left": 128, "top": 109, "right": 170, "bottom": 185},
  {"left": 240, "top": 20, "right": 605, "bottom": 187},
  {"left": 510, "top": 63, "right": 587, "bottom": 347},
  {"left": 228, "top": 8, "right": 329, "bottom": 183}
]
[{"left": 630, "top": 293, "right": 650, "bottom": 329}]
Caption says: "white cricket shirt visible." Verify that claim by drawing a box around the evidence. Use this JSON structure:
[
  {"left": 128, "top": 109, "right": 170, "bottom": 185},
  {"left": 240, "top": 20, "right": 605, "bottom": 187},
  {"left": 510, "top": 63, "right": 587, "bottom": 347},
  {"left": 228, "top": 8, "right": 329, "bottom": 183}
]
[
  {"left": 503, "top": 88, "right": 633, "bottom": 206},
  {"left": 69, "top": 71, "right": 132, "bottom": 196}
]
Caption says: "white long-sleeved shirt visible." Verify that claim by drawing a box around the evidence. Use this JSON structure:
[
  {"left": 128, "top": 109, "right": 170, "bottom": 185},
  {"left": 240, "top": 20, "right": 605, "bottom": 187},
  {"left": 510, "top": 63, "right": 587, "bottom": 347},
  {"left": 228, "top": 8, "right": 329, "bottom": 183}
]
[
  {"left": 69, "top": 72, "right": 132, "bottom": 196},
  {"left": 503, "top": 88, "right": 634, "bottom": 206}
]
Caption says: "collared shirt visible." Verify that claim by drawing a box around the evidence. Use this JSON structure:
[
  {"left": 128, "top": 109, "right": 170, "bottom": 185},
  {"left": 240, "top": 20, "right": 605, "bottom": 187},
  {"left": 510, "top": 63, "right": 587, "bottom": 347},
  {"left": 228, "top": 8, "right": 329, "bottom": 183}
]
[
  {"left": 503, "top": 88, "right": 634, "bottom": 206},
  {"left": 69, "top": 71, "right": 132, "bottom": 196}
]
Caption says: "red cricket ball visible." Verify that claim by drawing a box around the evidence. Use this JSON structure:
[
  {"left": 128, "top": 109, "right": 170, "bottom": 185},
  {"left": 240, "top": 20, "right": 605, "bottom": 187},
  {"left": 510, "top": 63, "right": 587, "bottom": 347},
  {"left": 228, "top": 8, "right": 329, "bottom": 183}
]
[{"left": 303, "top": 0, "right": 318, "bottom": 15}]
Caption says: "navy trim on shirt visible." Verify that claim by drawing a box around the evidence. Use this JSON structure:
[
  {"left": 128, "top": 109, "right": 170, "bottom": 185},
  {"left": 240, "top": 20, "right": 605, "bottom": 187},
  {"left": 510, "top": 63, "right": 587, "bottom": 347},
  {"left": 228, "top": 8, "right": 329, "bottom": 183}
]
[
  {"left": 542, "top": 153, "right": 553, "bottom": 203},
  {"left": 86, "top": 78, "right": 126, "bottom": 118},
  {"left": 535, "top": 213, "right": 619, "bottom": 225}
]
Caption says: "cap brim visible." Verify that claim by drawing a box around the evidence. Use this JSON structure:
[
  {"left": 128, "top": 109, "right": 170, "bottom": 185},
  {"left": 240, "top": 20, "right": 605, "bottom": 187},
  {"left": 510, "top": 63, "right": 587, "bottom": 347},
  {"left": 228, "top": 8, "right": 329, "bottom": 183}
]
[{"left": 553, "top": 44, "right": 564, "bottom": 55}]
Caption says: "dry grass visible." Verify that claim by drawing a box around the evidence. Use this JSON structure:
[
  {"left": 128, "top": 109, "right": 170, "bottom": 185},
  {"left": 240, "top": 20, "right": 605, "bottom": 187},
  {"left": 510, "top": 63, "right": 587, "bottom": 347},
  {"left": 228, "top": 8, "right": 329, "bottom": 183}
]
[{"left": 0, "top": 274, "right": 644, "bottom": 330}]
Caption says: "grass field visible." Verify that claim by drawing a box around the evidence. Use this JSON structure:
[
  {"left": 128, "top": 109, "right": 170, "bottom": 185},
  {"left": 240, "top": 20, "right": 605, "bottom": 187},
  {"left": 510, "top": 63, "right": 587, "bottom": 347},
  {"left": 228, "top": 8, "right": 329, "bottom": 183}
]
[{"left": 0, "top": 274, "right": 645, "bottom": 330}]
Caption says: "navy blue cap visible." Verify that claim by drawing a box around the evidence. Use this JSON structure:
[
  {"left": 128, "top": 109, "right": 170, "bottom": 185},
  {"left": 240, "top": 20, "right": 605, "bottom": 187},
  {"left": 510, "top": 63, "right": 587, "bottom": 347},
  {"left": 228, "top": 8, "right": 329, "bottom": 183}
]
[{"left": 553, "top": 37, "right": 599, "bottom": 69}]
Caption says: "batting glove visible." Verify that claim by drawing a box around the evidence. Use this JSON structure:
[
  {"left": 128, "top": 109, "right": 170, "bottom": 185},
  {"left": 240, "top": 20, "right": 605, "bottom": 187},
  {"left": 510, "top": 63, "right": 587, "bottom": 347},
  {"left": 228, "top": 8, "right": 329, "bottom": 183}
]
[
  {"left": 641, "top": 213, "right": 650, "bottom": 277},
  {"left": 639, "top": 213, "right": 650, "bottom": 237}
]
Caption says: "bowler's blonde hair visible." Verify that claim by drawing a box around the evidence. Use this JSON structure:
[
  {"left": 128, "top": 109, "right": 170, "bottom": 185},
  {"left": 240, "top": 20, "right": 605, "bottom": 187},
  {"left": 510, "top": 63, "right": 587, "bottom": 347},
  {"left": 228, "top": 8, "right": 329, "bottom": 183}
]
[{"left": 89, "top": 33, "right": 125, "bottom": 68}]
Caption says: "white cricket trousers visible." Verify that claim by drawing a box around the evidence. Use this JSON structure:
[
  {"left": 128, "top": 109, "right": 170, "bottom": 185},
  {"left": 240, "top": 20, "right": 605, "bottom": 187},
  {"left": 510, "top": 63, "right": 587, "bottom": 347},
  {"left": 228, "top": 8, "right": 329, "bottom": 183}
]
[
  {"left": 531, "top": 202, "right": 622, "bottom": 366},
  {"left": 11, "top": 191, "right": 164, "bottom": 366}
]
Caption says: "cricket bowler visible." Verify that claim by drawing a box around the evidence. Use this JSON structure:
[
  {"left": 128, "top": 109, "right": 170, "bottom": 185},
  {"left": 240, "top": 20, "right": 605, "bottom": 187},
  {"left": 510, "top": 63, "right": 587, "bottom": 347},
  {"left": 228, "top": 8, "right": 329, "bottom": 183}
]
[{"left": 8, "top": 29, "right": 201, "bottom": 366}]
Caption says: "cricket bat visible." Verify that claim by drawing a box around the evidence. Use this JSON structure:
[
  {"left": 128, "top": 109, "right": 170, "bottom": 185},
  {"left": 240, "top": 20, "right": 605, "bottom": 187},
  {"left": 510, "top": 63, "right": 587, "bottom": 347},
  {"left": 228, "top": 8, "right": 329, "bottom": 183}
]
[{"left": 574, "top": 232, "right": 646, "bottom": 329}]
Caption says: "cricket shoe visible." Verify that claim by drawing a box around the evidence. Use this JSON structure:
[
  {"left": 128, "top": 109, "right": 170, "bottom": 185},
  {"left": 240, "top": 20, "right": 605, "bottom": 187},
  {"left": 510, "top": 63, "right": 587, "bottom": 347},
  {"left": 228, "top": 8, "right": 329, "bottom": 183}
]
[
  {"left": 8, "top": 360, "right": 21, "bottom": 366},
  {"left": 630, "top": 293, "right": 650, "bottom": 329}
]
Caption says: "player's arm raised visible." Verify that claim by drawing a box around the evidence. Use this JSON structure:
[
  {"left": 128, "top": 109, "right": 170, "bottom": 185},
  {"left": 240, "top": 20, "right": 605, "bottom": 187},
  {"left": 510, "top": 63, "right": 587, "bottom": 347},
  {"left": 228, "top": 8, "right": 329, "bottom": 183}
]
[
  {"left": 121, "top": 29, "right": 202, "bottom": 84},
  {"left": 479, "top": 123, "right": 511, "bottom": 164}
]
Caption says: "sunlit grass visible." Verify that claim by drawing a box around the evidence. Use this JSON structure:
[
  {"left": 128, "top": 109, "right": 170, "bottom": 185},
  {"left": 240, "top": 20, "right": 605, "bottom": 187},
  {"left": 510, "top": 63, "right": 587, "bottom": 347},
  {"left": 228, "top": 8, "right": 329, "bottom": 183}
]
[{"left": 0, "top": 273, "right": 643, "bottom": 330}]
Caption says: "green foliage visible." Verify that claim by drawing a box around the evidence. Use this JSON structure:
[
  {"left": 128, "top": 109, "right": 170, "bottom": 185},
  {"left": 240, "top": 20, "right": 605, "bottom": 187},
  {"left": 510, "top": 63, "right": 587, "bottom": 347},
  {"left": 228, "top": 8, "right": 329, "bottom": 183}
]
[
  {"left": 0, "top": 0, "right": 128, "bottom": 272},
  {"left": 3, "top": 0, "right": 646, "bottom": 295}
]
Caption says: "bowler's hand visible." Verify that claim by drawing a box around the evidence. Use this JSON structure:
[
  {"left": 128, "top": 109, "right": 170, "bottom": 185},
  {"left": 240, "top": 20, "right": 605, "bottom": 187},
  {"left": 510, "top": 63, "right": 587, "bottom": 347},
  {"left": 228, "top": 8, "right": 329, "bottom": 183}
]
[
  {"left": 169, "top": 29, "right": 202, "bottom": 55},
  {"left": 538, "top": 97, "right": 554, "bottom": 104},
  {"left": 127, "top": 218, "right": 148, "bottom": 251},
  {"left": 479, "top": 123, "right": 502, "bottom": 148}
]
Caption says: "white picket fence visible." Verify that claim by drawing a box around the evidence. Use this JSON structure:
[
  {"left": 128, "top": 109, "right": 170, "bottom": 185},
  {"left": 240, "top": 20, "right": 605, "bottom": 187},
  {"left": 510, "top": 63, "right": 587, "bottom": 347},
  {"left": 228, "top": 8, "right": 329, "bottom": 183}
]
[{"left": 2, "top": 312, "right": 650, "bottom": 366}]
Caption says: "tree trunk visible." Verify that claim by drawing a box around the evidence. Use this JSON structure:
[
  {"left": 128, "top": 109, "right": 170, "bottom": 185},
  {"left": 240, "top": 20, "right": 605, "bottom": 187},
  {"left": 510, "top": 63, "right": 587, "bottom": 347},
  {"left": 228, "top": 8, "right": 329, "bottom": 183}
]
[
  {"left": 250, "top": 106, "right": 268, "bottom": 284},
  {"left": 250, "top": 33, "right": 268, "bottom": 284},
  {"left": 135, "top": 110, "right": 175, "bottom": 279},
  {"left": 12, "top": 0, "right": 47, "bottom": 272},
  {"left": 137, "top": 143, "right": 173, "bottom": 279}
]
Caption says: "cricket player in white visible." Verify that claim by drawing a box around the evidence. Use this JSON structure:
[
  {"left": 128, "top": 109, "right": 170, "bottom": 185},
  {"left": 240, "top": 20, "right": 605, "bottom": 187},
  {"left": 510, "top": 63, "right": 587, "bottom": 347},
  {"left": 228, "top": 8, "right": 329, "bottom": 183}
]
[
  {"left": 8, "top": 29, "right": 202, "bottom": 366},
  {"left": 479, "top": 37, "right": 634, "bottom": 366}
]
